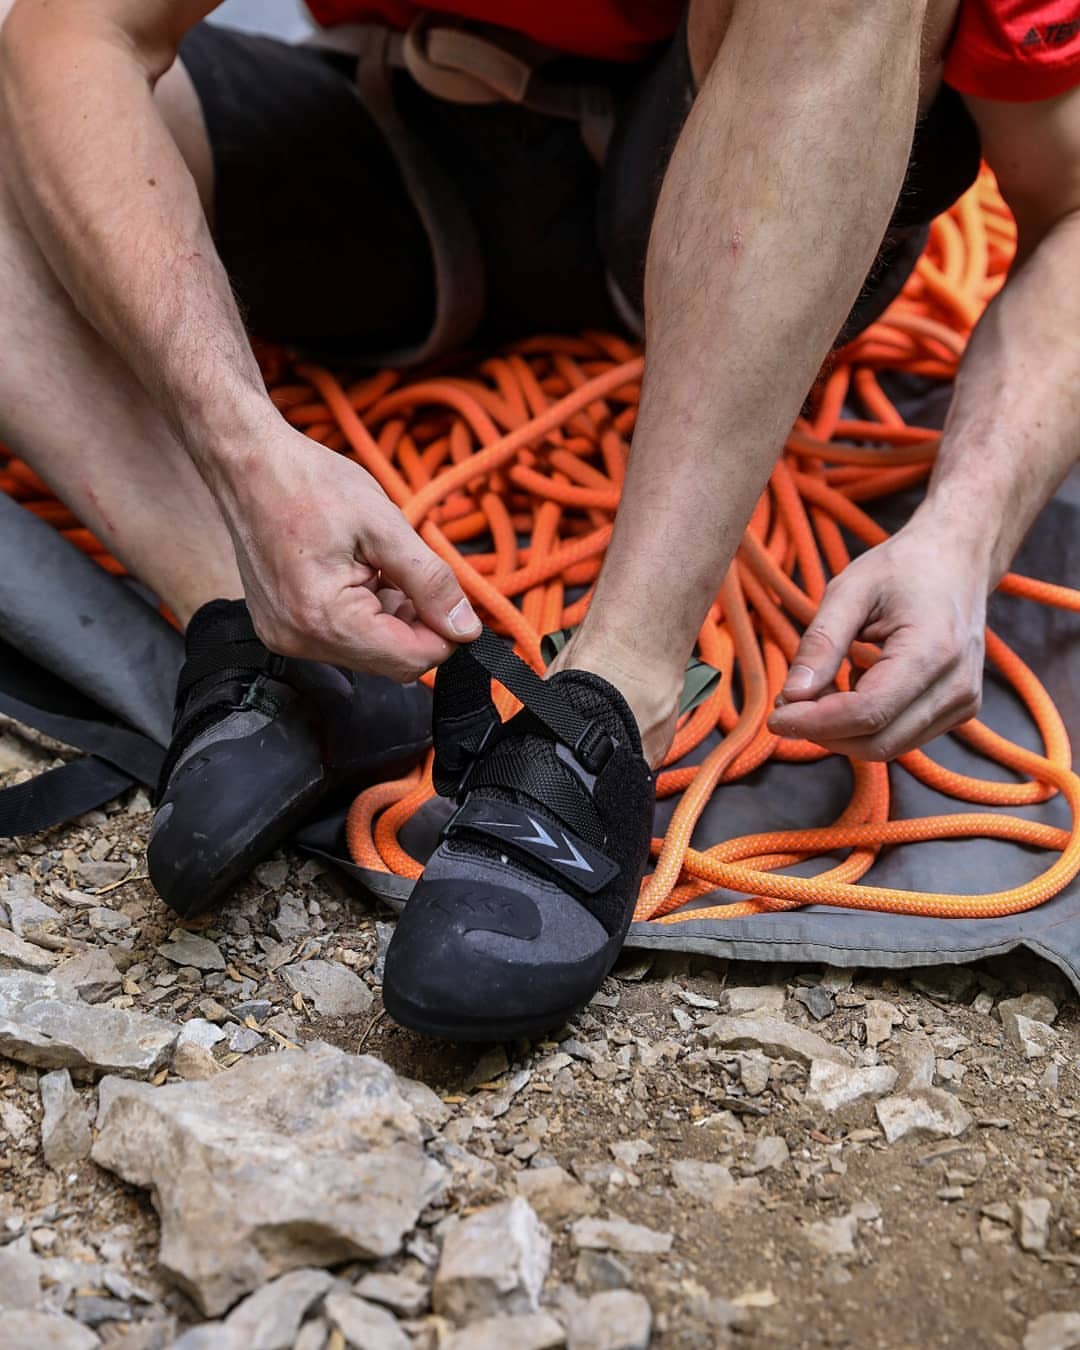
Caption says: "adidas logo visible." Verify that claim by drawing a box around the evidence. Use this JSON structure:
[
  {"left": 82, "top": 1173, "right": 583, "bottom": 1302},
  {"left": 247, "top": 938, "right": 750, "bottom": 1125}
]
[
  {"left": 1021, "top": 25, "right": 1042, "bottom": 47},
  {"left": 1021, "top": 20, "right": 1080, "bottom": 49}
]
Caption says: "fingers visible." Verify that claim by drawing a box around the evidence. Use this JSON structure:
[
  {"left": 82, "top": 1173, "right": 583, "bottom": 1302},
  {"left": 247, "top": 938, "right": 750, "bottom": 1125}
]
[
  {"left": 777, "top": 569, "right": 875, "bottom": 707},
  {"left": 768, "top": 645, "right": 982, "bottom": 760},
  {"left": 366, "top": 502, "right": 482, "bottom": 644}
]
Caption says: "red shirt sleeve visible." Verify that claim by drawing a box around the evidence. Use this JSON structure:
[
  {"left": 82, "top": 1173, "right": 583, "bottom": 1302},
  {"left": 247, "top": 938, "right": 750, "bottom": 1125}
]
[{"left": 945, "top": 1, "right": 1080, "bottom": 101}]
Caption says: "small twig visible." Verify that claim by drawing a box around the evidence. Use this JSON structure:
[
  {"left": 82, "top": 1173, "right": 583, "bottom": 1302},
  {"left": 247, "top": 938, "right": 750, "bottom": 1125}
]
[{"left": 357, "top": 1007, "right": 388, "bottom": 1053}]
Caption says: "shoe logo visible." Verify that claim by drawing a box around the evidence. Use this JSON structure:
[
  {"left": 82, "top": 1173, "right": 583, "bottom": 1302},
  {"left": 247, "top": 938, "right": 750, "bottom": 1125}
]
[{"left": 477, "top": 815, "right": 595, "bottom": 873}]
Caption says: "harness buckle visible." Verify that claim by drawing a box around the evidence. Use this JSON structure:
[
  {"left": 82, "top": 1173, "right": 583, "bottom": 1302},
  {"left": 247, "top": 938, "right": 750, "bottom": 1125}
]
[{"left": 574, "top": 721, "right": 615, "bottom": 775}]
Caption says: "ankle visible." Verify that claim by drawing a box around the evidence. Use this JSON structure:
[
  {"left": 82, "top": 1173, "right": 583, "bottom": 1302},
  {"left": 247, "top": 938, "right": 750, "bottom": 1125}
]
[{"left": 548, "top": 637, "right": 682, "bottom": 770}]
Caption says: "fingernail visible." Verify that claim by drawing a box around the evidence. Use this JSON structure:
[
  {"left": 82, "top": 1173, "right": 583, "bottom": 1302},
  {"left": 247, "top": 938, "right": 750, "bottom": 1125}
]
[
  {"left": 785, "top": 664, "right": 814, "bottom": 693},
  {"left": 774, "top": 694, "right": 787, "bottom": 709},
  {"left": 448, "top": 597, "right": 479, "bottom": 636}
]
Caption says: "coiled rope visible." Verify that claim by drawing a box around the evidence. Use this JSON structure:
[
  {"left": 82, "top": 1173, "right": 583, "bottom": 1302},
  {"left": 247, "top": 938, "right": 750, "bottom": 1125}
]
[{"left": 3, "top": 168, "right": 1078, "bottom": 921}]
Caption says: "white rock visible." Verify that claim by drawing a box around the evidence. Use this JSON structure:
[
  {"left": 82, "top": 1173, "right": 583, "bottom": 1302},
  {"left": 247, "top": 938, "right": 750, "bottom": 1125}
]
[
  {"left": 875, "top": 1090, "right": 973, "bottom": 1144},
  {"left": 807, "top": 1060, "right": 898, "bottom": 1112},
  {"left": 1004, "top": 1014, "right": 1057, "bottom": 1060},
  {"left": 0, "top": 928, "right": 58, "bottom": 973},
  {"left": 571, "top": 1217, "right": 673, "bottom": 1255},
  {"left": 222, "top": 1268, "right": 334, "bottom": 1348},
  {"left": 39, "top": 1069, "right": 92, "bottom": 1169},
  {"left": 0, "top": 972, "right": 178, "bottom": 1077},
  {"left": 0, "top": 1245, "right": 44, "bottom": 1310},
  {"left": 171, "top": 1329, "right": 247, "bottom": 1350},
  {"left": 178, "top": 1019, "right": 228, "bottom": 1050},
  {"left": 354, "top": 1272, "right": 429, "bottom": 1317},
  {"left": 863, "top": 999, "right": 901, "bottom": 1048},
  {"left": 1024, "top": 1312, "right": 1080, "bottom": 1350},
  {"left": 1016, "top": 1197, "right": 1052, "bottom": 1253},
  {"left": 724, "top": 986, "right": 786, "bottom": 1014},
  {"left": 433, "top": 1197, "right": 552, "bottom": 1326},
  {"left": 671, "top": 1159, "right": 759, "bottom": 1210},
  {"left": 998, "top": 993, "right": 1058, "bottom": 1027},
  {"left": 0, "top": 1098, "right": 34, "bottom": 1146},
  {"left": 703, "top": 1015, "right": 852, "bottom": 1067},
  {"left": 159, "top": 931, "right": 226, "bottom": 972},
  {"left": 567, "top": 1290, "right": 652, "bottom": 1350},
  {"left": 324, "top": 1289, "right": 411, "bottom": 1350},
  {"left": 0, "top": 1310, "right": 100, "bottom": 1349},
  {"left": 282, "top": 960, "right": 373, "bottom": 1017},
  {"left": 887, "top": 1030, "right": 936, "bottom": 1090},
  {"left": 50, "top": 950, "right": 121, "bottom": 1004},
  {"left": 805, "top": 1214, "right": 858, "bottom": 1258},
  {"left": 92, "top": 1044, "right": 445, "bottom": 1315},
  {"left": 749, "top": 1135, "right": 790, "bottom": 1173},
  {"left": 516, "top": 1165, "right": 595, "bottom": 1224},
  {"left": 444, "top": 1313, "right": 566, "bottom": 1350}
]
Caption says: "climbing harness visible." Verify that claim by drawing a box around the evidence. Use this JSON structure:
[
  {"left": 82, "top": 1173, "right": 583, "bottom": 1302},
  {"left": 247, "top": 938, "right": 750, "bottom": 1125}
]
[{"left": 3, "top": 169, "right": 1079, "bottom": 921}]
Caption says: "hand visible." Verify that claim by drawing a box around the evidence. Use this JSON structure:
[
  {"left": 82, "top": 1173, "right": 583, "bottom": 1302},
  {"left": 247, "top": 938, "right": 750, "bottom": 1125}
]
[
  {"left": 765, "top": 519, "right": 989, "bottom": 760},
  {"left": 217, "top": 421, "right": 482, "bottom": 680}
]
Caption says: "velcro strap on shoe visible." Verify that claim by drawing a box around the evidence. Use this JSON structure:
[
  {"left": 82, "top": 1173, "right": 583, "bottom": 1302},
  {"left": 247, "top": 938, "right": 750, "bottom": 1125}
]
[{"left": 445, "top": 796, "right": 619, "bottom": 895}]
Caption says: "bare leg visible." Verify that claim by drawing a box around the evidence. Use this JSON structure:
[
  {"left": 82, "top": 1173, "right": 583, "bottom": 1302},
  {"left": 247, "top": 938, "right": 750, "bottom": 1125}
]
[
  {"left": 551, "top": 0, "right": 961, "bottom": 766},
  {"left": 0, "top": 23, "right": 242, "bottom": 627}
]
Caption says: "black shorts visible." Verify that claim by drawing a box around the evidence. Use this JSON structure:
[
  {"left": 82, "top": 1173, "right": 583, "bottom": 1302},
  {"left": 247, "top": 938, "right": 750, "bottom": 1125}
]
[{"left": 181, "top": 20, "right": 982, "bottom": 360}]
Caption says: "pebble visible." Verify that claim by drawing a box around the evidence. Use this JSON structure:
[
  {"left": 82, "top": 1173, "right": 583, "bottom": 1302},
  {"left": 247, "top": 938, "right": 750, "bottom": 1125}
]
[
  {"left": 178, "top": 1019, "right": 227, "bottom": 1050},
  {"left": 354, "top": 1272, "right": 430, "bottom": 1318},
  {"left": 749, "top": 1135, "right": 790, "bottom": 1173},
  {"left": 998, "top": 993, "right": 1058, "bottom": 1027},
  {"left": 0, "top": 1310, "right": 102, "bottom": 1349},
  {"left": 270, "top": 894, "right": 309, "bottom": 942},
  {"left": 795, "top": 987, "right": 835, "bottom": 1021},
  {"left": 50, "top": 950, "right": 122, "bottom": 1004},
  {"left": 515, "top": 1165, "right": 596, "bottom": 1224},
  {"left": 324, "top": 1289, "right": 412, "bottom": 1350},
  {"left": 6, "top": 893, "right": 63, "bottom": 936},
  {"left": 671, "top": 1159, "right": 759, "bottom": 1210},
  {"left": 172, "top": 1043, "right": 221, "bottom": 1081},
  {"left": 1024, "top": 1312, "right": 1080, "bottom": 1350},
  {"left": 1004, "top": 1014, "right": 1057, "bottom": 1060},
  {"left": 571, "top": 1217, "right": 673, "bottom": 1255},
  {"left": 574, "top": 1251, "right": 630, "bottom": 1292},
  {"left": 282, "top": 959, "right": 373, "bottom": 1017},
  {"left": 39, "top": 1068, "right": 92, "bottom": 1168},
  {"left": 704, "top": 1015, "right": 852, "bottom": 1067},
  {"left": 1016, "top": 1197, "right": 1052, "bottom": 1253},
  {"left": 863, "top": 1000, "right": 901, "bottom": 1049},
  {"left": 567, "top": 1290, "right": 652, "bottom": 1350},
  {"left": 0, "top": 927, "right": 59, "bottom": 973},
  {"left": 875, "top": 1090, "right": 973, "bottom": 1143},
  {"left": 725, "top": 986, "right": 786, "bottom": 1014},
  {"left": 805, "top": 1213, "right": 859, "bottom": 1258},
  {"left": 0, "top": 971, "right": 178, "bottom": 1077},
  {"left": 227, "top": 1026, "right": 264, "bottom": 1054},
  {"left": 433, "top": 1197, "right": 552, "bottom": 1326},
  {"left": 807, "top": 1060, "right": 898, "bottom": 1112},
  {"left": 158, "top": 931, "right": 226, "bottom": 972},
  {"left": 443, "top": 1312, "right": 566, "bottom": 1350},
  {"left": 886, "top": 1030, "right": 936, "bottom": 1090}
]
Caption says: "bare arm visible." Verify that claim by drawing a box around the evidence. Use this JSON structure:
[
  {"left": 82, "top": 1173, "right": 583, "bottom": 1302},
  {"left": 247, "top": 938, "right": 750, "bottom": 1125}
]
[
  {"left": 772, "top": 83, "right": 1080, "bottom": 759},
  {"left": 0, "top": 0, "right": 479, "bottom": 674}
]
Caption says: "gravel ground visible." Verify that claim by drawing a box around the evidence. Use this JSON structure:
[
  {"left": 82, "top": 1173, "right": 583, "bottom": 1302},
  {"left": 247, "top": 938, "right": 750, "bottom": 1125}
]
[{"left": 1, "top": 717, "right": 1078, "bottom": 1350}]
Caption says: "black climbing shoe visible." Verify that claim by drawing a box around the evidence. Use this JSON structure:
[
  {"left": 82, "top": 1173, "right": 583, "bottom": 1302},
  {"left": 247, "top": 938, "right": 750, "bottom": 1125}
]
[
  {"left": 148, "top": 600, "right": 431, "bottom": 918},
  {"left": 382, "top": 629, "right": 655, "bottom": 1042}
]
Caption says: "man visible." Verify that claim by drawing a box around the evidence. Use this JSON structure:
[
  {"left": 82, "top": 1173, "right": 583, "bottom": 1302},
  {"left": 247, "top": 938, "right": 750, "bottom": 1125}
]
[{"left": 0, "top": 1, "right": 1077, "bottom": 1039}]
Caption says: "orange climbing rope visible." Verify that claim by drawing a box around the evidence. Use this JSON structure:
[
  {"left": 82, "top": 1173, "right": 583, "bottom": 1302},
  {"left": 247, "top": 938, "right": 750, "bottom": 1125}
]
[{"left": 2, "top": 168, "right": 1078, "bottom": 921}]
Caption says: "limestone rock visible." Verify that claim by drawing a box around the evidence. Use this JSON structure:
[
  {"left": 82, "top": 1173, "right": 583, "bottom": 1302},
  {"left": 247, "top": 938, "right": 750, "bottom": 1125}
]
[
  {"left": 1024, "top": 1312, "right": 1080, "bottom": 1350},
  {"left": 1004, "top": 1013, "right": 1057, "bottom": 1060},
  {"left": 516, "top": 1165, "right": 596, "bottom": 1224},
  {"left": 433, "top": 1197, "right": 551, "bottom": 1326},
  {"left": 0, "top": 928, "right": 58, "bottom": 973},
  {"left": 0, "top": 971, "right": 178, "bottom": 1077},
  {"left": 282, "top": 960, "right": 373, "bottom": 1017},
  {"left": 0, "top": 1245, "right": 44, "bottom": 1310},
  {"left": 703, "top": 1015, "right": 852, "bottom": 1067},
  {"left": 998, "top": 993, "right": 1058, "bottom": 1027},
  {"left": 171, "top": 1044, "right": 221, "bottom": 1081},
  {"left": 1, "top": 1310, "right": 101, "bottom": 1349},
  {"left": 887, "top": 1030, "right": 936, "bottom": 1090},
  {"left": 863, "top": 999, "right": 901, "bottom": 1049},
  {"left": 805, "top": 1213, "right": 858, "bottom": 1258},
  {"left": 567, "top": 1290, "right": 652, "bottom": 1350},
  {"left": 571, "top": 1217, "right": 673, "bottom": 1256},
  {"left": 159, "top": 931, "right": 226, "bottom": 972},
  {"left": 724, "top": 986, "right": 786, "bottom": 1014},
  {"left": 92, "top": 1044, "right": 445, "bottom": 1315},
  {"left": 875, "top": 1090, "right": 972, "bottom": 1144},
  {"left": 354, "top": 1272, "right": 429, "bottom": 1317},
  {"left": 671, "top": 1159, "right": 759, "bottom": 1210},
  {"left": 444, "top": 1312, "right": 566, "bottom": 1350},
  {"left": 5, "top": 892, "right": 62, "bottom": 936},
  {"left": 40, "top": 1069, "right": 92, "bottom": 1168},
  {"left": 50, "top": 950, "right": 121, "bottom": 1004},
  {"left": 324, "top": 1289, "right": 411, "bottom": 1349},
  {"left": 222, "top": 1269, "right": 335, "bottom": 1349},
  {"left": 807, "top": 1060, "right": 898, "bottom": 1112},
  {"left": 178, "top": 1019, "right": 227, "bottom": 1050},
  {"left": 171, "top": 1329, "right": 246, "bottom": 1350},
  {"left": 1016, "top": 1197, "right": 1052, "bottom": 1253}
]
